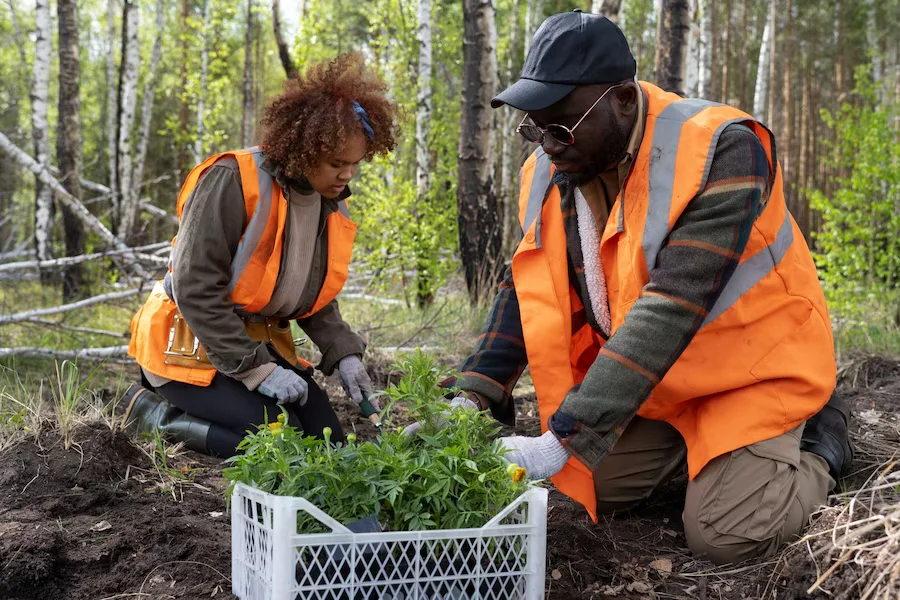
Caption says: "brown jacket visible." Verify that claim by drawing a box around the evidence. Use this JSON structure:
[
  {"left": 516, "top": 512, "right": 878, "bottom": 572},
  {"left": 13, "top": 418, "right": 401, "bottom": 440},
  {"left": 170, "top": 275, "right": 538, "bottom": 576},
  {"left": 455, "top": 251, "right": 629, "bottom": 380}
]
[{"left": 167, "top": 156, "right": 365, "bottom": 386}]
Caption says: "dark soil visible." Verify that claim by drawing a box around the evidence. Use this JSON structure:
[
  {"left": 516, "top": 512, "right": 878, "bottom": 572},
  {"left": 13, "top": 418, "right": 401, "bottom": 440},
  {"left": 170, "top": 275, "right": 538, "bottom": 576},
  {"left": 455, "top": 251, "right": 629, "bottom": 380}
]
[{"left": 1, "top": 355, "right": 897, "bottom": 600}]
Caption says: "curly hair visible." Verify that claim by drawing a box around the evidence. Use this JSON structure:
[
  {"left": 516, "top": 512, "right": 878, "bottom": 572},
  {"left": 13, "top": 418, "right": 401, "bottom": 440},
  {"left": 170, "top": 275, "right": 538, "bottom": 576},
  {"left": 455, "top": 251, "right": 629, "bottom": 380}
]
[{"left": 259, "top": 53, "right": 399, "bottom": 179}]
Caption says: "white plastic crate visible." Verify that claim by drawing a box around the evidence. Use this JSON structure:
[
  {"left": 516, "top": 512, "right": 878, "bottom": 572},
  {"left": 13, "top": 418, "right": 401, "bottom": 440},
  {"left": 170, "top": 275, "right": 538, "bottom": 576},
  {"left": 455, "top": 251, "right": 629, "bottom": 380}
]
[{"left": 231, "top": 482, "right": 549, "bottom": 600}]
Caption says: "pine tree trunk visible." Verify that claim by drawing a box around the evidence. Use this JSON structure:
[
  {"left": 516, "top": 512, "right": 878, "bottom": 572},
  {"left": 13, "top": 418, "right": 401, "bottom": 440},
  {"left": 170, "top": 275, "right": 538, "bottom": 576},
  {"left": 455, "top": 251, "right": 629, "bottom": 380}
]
[
  {"left": 241, "top": 0, "right": 255, "bottom": 147},
  {"left": 459, "top": 0, "right": 501, "bottom": 302},
  {"left": 178, "top": 0, "right": 191, "bottom": 179},
  {"left": 719, "top": 0, "right": 732, "bottom": 103},
  {"left": 654, "top": 0, "right": 691, "bottom": 96},
  {"left": 797, "top": 55, "right": 811, "bottom": 242},
  {"left": 57, "top": 0, "right": 87, "bottom": 300},
  {"left": 781, "top": 0, "right": 793, "bottom": 220},
  {"left": 414, "top": 0, "right": 434, "bottom": 307},
  {"left": 697, "top": 0, "right": 713, "bottom": 99},
  {"left": 31, "top": 0, "right": 54, "bottom": 272},
  {"left": 272, "top": 0, "right": 298, "bottom": 79},
  {"left": 131, "top": 0, "right": 167, "bottom": 243},
  {"left": 752, "top": 9, "right": 772, "bottom": 120},
  {"left": 194, "top": 0, "right": 210, "bottom": 164},
  {"left": 115, "top": 0, "right": 141, "bottom": 241}
]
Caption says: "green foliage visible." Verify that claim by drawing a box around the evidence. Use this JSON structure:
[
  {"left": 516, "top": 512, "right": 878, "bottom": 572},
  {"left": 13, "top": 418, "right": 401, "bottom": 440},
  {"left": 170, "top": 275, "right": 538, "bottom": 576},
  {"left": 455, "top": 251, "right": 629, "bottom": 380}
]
[
  {"left": 810, "top": 67, "right": 900, "bottom": 324},
  {"left": 223, "top": 352, "right": 532, "bottom": 532}
]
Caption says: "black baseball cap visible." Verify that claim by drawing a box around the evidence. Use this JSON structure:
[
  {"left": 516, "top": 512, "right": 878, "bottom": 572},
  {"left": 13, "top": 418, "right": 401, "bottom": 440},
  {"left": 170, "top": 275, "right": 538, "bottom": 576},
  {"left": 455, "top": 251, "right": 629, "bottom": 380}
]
[{"left": 492, "top": 9, "right": 636, "bottom": 111}]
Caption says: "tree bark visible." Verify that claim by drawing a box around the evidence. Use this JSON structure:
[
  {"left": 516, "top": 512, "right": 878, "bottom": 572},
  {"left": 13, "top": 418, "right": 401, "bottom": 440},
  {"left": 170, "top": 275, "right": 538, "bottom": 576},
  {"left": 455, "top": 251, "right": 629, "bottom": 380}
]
[
  {"left": 415, "top": 0, "right": 433, "bottom": 198},
  {"left": 752, "top": 9, "right": 772, "bottom": 120},
  {"left": 697, "top": 0, "right": 712, "bottom": 98},
  {"left": 654, "top": 0, "right": 691, "bottom": 96},
  {"left": 591, "top": 0, "right": 622, "bottom": 23},
  {"left": 459, "top": 0, "right": 501, "bottom": 302},
  {"left": 766, "top": 0, "right": 778, "bottom": 136},
  {"left": 115, "top": 0, "right": 141, "bottom": 241},
  {"left": 272, "top": 0, "right": 298, "bottom": 79},
  {"left": 524, "top": 0, "right": 545, "bottom": 58},
  {"left": 500, "top": 0, "right": 524, "bottom": 256},
  {"left": 131, "top": 0, "right": 167, "bottom": 243},
  {"left": 738, "top": 0, "right": 749, "bottom": 109},
  {"left": 241, "top": 0, "right": 255, "bottom": 147},
  {"left": 178, "top": 0, "right": 191, "bottom": 179},
  {"left": 31, "top": 0, "right": 54, "bottom": 271},
  {"left": 194, "top": 0, "right": 210, "bottom": 164},
  {"left": 719, "top": 0, "right": 732, "bottom": 102},
  {"left": 57, "top": 0, "right": 88, "bottom": 301},
  {"left": 106, "top": 0, "right": 119, "bottom": 190},
  {"left": 685, "top": 0, "right": 700, "bottom": 97},
  {"left": 781, "top": 0, "right": 793, "bottom": 219}
]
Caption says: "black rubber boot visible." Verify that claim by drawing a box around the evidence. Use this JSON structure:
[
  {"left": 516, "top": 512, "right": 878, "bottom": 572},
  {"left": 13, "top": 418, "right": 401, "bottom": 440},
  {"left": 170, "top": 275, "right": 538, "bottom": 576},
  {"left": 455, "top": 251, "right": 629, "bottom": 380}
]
[
  {"left": 120, "top": 384, "right": 212, "bottom": 454},
  {"left": 800, "top": 391, "right": 854, "bottom": 486}
]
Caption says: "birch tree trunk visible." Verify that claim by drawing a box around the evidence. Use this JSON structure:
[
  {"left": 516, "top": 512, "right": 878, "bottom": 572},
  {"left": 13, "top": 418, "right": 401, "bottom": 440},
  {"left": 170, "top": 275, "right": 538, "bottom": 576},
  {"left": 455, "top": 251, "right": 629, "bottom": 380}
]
[
  {"left": 697, "top": 0, "right": 713, "bottom": 99},
  {"left": 272, "top": 0, "right": 298, "bottom": 79},
  {"left": 194, "top": 0, "right": 210, "bottom": 164},
  {"left": 591, "top": 0, "right": 623, "bottom": 23},
  {"left": 106, "top": 0, "right": 119, "bottom": 190},
  {"left": 685, "top": 0, "right": 700, "bottom": 97},
  {"left": 867, "top": 0, "right": 882, "bottom": 103},
  {"left": 116, "top": 0, "right": 141, "bottom": 241},
  {"left": 500, "top": 0, "right": 523, "bottom": 256},
  {"left": 524, "top": 0, "right": 544, "bottom": 58},
  {"left": 654, "top": 0, "right": 691, "bottom": 96},
  {"left": 753, "top": 9, "right": 772, "bottom": 120},
  {"left": 781, "top": 0, "right": 793, "bottom": 210},
  {"left": 766, "top": 0, "right": 779, "bottom": 136},
  {"left": 241, "top": 0, "right": 255, "bottom": 147},
  {"left": 57, "top": 0, "right": 88, "bottom": 300},
  {"left": 131, "top": 0, "right": 167, "bottom": 242},
  {"left": 719, "top": 0, "right": 732, "bottom": 102},
  {"left": 178, "top": 0, "right": 191, "bottom": 179},
  {"left": 415, "top": 0, "right": 433, "bottom": 198},
  {"left": 31, "top": 0, "right": 54, "bottom": 270},
  {"left": 459, "top": 0, "right": 501, "bottom": 302}
]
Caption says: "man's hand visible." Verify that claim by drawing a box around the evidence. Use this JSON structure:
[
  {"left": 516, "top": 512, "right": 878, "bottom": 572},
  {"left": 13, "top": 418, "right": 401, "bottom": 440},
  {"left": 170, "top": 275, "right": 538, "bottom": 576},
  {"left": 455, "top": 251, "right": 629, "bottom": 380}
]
[
  {"left": 402, "top": 395, "right": 480, "bottom": 437},
  {"left": 500, "top": 431, "right": 570, "bottom": 479},
  {"left": 258, "top": 366, "right": 309, "bottom": 406},
  {"left": 338, "top": 355, "right": 378, "bottom": 410}
]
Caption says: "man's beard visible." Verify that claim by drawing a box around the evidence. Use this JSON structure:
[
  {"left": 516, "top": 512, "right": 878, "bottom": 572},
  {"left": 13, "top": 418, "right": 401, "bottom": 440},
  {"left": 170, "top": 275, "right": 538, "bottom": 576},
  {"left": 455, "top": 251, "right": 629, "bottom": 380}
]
[{"left": 553, "top": 110, "right": 632, "bottom": 188}]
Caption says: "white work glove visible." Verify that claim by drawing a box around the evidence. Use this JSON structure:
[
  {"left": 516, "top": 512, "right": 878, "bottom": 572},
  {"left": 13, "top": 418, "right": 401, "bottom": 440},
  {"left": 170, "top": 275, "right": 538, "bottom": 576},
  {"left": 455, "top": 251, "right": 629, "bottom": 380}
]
[
  {"left": 258, "top": 365, "right": 309, "bottom": 406},
  {"left": 402, "top": 395, "right": 479, "bottom": 438},
  {"left": 338, "top": 354, "right": 377, "bottom": 409},
  {"left": 500, "top": 431, "right": 570, "bottom": 479}
]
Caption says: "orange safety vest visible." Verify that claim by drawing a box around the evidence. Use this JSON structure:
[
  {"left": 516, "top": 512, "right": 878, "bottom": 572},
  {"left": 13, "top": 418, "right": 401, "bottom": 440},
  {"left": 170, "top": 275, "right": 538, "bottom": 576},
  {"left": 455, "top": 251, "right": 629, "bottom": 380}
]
[
  {"left": 129, "top": 147, "right": 358, "bottom": 386},
  {"left": 512, "top": 82, "right": 835, "bottom": 521}
]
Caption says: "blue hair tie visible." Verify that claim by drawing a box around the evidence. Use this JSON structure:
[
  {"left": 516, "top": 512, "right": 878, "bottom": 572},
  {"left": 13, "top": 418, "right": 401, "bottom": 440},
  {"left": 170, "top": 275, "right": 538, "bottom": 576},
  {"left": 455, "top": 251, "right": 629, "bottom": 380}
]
[{"left": 352, "top": 101, "right": 375, "bottom": 141}]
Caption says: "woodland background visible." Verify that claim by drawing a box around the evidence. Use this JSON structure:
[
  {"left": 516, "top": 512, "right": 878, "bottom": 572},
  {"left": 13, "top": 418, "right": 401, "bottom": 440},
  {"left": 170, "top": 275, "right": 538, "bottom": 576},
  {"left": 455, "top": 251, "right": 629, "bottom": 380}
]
[{"left": 0, "top": 0, "right": 899, "bottom": 361}]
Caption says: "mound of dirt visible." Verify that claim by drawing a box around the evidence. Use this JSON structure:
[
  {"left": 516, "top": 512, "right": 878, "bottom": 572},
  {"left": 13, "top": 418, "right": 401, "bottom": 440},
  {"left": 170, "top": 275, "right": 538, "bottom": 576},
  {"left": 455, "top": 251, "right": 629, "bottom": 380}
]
[{"left": 0, "top": 424, "right": 233, "bottom": 600}]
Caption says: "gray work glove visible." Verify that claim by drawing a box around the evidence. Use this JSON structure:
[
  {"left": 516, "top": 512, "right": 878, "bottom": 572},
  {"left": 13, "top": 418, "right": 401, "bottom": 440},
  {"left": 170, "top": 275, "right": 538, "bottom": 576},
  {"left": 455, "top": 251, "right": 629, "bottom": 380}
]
[
  {"left": 402, "top": 395, "right": 479, "bottom": 438},
  {"left": 258, "top": 365, "right": 309, "bottom": 406},
  {"left": 338, "top": 354, "right": 377, "bottom": 410},
  {"left": 500, "top": 431, "right": 570, "bottom": 479}
]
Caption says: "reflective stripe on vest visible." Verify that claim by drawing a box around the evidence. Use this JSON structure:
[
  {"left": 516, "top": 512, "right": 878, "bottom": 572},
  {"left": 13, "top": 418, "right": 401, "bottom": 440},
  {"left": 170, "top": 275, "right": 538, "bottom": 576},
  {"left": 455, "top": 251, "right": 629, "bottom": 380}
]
[
  {"left": 703, "top": 208, "right": 793, "bottom": 326},
  {"left": 523, "top": 148, "right": 553, "bottom": 246},
  {"left": 229, "top": 149, "right": 272, "bottom": 292},
  {"left": 642, "top": 98, "right": 721, "bottom": 272}
]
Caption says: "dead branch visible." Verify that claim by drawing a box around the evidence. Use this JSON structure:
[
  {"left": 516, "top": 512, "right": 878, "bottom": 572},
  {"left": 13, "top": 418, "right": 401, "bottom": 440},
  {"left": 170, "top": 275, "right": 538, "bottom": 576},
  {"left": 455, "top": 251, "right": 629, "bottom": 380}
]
[
  {"left": 0, "top": 288, "right": 143, "bottom": 326},
  {"left": 0, "top": 345, "right": 129, "bottom": 361},
  {"left": 21, "top": 318, "right": 129, "bottom": 338},
  {"left": 0, "top": 131, "right": 151, "bottom": 279},
  {"left": 0, "top": 242, "right": 169, "bottom": 274}
]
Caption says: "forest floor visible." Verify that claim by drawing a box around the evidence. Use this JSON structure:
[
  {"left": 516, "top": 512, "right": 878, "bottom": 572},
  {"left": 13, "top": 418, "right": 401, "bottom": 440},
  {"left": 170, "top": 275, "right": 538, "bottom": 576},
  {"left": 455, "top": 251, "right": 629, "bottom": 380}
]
[{"left": 0, "top": 354, "right": 898, "bottom": 600}]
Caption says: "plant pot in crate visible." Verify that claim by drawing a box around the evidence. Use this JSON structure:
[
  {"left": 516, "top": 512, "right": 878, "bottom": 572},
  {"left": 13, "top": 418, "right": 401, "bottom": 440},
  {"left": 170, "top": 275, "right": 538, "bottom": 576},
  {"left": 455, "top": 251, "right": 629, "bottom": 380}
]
[{"left": 230, "top": 483, "right": 548, "bottom": 600}]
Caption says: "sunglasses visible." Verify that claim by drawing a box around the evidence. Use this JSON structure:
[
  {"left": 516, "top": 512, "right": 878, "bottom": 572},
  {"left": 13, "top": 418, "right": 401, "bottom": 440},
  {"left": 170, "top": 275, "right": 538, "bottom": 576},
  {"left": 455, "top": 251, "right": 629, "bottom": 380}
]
[{"left": 516, "top": 82, "right": 626, "bottom": 146}]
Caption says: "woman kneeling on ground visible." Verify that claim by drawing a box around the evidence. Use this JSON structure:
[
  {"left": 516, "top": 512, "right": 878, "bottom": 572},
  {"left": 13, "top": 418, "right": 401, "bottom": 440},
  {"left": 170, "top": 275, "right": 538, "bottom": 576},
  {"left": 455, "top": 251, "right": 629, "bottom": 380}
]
[{"left": 123, "top": 53, "right": 397, "bottom": 456}]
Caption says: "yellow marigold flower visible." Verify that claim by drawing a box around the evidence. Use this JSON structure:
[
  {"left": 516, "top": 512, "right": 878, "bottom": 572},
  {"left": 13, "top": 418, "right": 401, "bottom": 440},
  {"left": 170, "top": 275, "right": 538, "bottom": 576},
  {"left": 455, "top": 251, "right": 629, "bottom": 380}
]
[
  {"left": 506, "top": 463, "right": 527, "bottom": 483},
  {"left": 268, "top": 422, "right": 283, "bottom": 436},
  {"left": 277, "top": 412, "right": 287, "bottom": 425}
]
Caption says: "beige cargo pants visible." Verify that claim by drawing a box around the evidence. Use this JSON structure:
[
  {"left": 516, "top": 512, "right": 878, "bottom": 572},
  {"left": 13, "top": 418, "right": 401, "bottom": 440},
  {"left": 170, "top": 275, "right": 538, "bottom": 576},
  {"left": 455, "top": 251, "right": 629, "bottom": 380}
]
[{"left": 593, "top": 416, "right": 833, "bottom": 565}]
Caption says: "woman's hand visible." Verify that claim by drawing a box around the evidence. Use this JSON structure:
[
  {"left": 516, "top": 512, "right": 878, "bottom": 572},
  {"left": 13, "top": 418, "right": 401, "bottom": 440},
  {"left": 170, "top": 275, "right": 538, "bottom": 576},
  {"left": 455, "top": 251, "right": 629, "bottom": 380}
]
[
  {"left": 258, "top": 366, "right": 309, "bottom": 406},
  {"left": 338, "top": 355, "right": 376, "bottom": 409}
]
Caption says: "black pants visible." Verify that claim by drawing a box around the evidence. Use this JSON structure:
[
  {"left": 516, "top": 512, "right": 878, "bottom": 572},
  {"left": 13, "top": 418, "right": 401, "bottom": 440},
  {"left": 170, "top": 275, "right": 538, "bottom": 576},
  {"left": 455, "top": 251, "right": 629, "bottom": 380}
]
[{"left": 142, "top": 359, "right": 345, "bottom": 457}]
